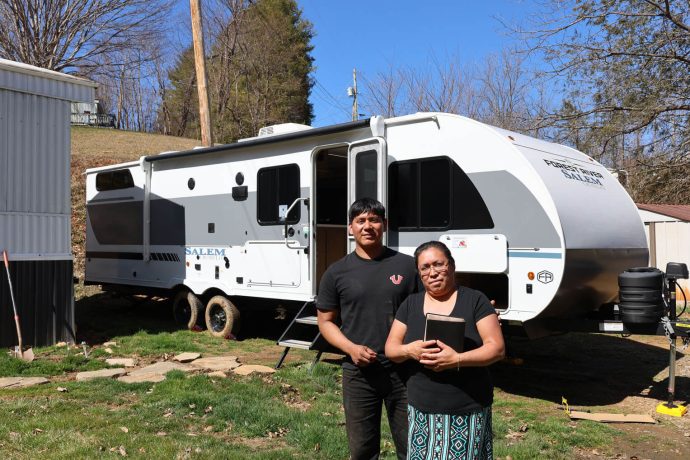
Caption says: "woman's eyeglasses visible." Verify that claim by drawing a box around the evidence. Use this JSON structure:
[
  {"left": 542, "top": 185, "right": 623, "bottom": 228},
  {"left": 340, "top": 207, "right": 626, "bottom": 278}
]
[{"left": 418, "top": 261, "right": 449, "bottom": 276}]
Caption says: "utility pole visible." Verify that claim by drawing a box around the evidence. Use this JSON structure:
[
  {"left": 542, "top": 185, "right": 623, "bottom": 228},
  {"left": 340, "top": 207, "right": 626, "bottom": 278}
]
[
  {"left": 190, "top": 0, "right": 213, "bottom": 146},
  {"left": 348, "top": 68, "right": 358, "bottom": 121}
]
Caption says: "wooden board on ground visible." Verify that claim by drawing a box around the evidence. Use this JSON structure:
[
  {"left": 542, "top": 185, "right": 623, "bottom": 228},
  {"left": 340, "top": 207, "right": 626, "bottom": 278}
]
[{"left": 569, "top": 410, "right": 657, "bottom": 424}]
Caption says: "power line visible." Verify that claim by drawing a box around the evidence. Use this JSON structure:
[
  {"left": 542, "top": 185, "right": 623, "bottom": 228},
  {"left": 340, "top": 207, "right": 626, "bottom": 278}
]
[{"left": 312, "top": 80, "right": 351, "bottom": 121}]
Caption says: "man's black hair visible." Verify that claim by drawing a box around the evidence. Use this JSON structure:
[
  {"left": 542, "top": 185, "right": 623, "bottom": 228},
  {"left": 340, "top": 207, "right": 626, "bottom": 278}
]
[{"left": 348, "top": 197, "right": 386, "bottom": 223}]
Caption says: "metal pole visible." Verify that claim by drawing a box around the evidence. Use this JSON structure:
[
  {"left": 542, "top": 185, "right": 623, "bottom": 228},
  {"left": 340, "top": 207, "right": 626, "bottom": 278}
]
[
  {"left": 667, "top": 278, "right": 677, "bottom": 406},
  {"left": 352, "top": 68, "right": 358, "bottom": 121}
]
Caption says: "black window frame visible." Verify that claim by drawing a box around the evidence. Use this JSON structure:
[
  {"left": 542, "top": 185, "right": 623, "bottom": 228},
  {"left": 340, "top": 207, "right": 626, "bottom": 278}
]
[
  {"left": 256, "top": 163, "right": 301, "bottom": 226},
  {"left": 95, "top": 169, "right": 135, "bottom": 192},
  {"left": 388, "top": 156, "right": 494, "bottom": 231}
]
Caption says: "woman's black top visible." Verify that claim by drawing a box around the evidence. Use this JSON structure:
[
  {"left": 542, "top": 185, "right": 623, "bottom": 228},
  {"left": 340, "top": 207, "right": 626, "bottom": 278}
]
[{"left": 395, "top": 287, "right": 496, "bottom": 415}]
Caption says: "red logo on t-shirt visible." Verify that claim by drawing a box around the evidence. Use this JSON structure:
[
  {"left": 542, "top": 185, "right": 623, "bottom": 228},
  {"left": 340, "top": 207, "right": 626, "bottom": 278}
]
[{"left": 390, "top": 275, "right": 403, "bottom": 285}]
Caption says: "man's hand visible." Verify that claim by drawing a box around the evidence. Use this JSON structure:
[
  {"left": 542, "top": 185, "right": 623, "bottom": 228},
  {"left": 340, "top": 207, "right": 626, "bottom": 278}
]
[{"left": 349, "top": 344, "right": 378, "bottom": 367}]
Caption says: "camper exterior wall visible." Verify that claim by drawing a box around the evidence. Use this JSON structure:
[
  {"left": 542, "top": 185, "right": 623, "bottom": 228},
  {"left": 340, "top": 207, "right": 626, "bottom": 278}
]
[
  {"left": 383, "top": 114, "right": 566, "bottom": 323},
  {"left": 86, "top": 125, "right": 375, "bottom": 302},
  {"left": 85, "top": 113, "right": 648, "bottom": 334}
]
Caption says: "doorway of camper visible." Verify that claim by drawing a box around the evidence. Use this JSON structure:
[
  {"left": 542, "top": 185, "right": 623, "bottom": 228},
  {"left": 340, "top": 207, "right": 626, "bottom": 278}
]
[{"left": 313, "top": 145, "right": 349, "bottom": 288}]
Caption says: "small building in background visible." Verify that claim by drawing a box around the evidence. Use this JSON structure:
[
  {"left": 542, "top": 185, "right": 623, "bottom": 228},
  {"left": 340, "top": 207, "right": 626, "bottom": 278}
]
[
  {"left": 637, "top": 203, "right": 690, "bottom": 293},
  {"left": 71, "top": 99, "right": 115, "bottom": 127},
  {"left": 0, "top": 58, "right": 96, "bottom": 347}
]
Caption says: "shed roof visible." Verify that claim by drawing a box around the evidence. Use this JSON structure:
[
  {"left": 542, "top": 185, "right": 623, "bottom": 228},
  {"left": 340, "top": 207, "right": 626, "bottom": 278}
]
[
  {"left": 637, "top": 203, "right": 690, "bottom": 222},
  {"left": 0, "top": 58, "right": 96, "bottom": 102}
]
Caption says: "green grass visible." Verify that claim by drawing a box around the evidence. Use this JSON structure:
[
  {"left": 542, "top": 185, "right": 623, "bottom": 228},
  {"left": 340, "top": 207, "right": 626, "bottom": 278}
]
[{"left": 0, "top": 290, "right": 629, "bottom": 459}]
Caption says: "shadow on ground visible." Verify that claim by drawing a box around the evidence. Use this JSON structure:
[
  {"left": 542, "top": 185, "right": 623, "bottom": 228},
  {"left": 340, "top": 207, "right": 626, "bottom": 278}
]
[
  {"left": 75, "top": 291, "right": 300, "bottom": 344},
  {"left": 77, "top": 291, "right": 688, "bottom": 407},
  {"left": 492, "top": 332, "right": 688, "bottom": 407}
]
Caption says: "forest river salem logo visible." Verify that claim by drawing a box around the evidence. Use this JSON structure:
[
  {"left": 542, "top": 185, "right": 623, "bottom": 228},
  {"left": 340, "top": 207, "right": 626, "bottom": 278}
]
[
  {"left": 389, "top": 275, "right": 404, "bottom": 285},
  {"left": 185, "top": 247, "right": 226, "bottom": 257},
  {"left": 543, "top": 159, "right": 605, "bottom": 187}
]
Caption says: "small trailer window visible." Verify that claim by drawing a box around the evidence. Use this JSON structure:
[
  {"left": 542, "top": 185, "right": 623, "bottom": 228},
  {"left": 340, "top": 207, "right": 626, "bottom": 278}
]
[
  {"left": 389, "top": 157, "right": 493, "bottom": 231},
  {"left": 257, "top": 164, "right": 300, "bottom": 225},
  {"left": 355, "top": 150, "right": 378, "bottom": 200},
  {"left": 95, "top": 170, "right": 134, "bottom": 191}
]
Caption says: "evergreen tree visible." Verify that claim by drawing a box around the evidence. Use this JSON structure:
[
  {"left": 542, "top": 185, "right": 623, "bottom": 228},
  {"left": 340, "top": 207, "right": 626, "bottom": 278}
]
[{"left": 161, "top": 0, "right": 314, "bottom": 143}]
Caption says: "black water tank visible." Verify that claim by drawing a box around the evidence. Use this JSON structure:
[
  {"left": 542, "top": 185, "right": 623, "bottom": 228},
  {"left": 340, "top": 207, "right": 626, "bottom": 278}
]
[{"left": 618, "top": 267, "right": 665, "bottom": 324}]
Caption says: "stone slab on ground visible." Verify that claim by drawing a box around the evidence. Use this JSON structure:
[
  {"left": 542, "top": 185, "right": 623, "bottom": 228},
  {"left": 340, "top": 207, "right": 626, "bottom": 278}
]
[
  {"left": 233, "top": 365, "right": 276, "bottom": 376},
  {"left": 189, "top": 356, "right": 240, "bottom": 372},
  {"left": 173, "top": 352, "right": 201, "bottom": 363},
  {"left": 127, "top": 361, "right": 193, "bottom": 377},
  {"left": 0, "top": 377, "right": 50, "bottom": 389},
  {"left": 118, "top": 374, "right": 166, "bottom": 384},
  {"left": 106, "top": 358, "right": 136, "bottom": 367},
  {"left": 207, "top": 371, "right": 227, "bottom": 378},
  {"left": 76, "top": 368, "right": 127, "bottom": 381}
]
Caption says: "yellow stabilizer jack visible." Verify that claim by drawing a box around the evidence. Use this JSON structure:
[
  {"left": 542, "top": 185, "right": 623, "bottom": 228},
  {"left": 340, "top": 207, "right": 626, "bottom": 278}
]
[{"left": 656, "top": 402, "right": 687, "bottom": 417}]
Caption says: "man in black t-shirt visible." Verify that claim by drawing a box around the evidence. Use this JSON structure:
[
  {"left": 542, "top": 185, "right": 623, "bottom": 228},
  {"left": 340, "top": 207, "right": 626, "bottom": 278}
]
[{"left": 317, "top": 198, "right": 419, "bottom": 460}]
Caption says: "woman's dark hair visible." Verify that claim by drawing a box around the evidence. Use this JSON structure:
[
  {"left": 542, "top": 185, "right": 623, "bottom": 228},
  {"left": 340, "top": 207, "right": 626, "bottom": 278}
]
[
  {"left": 348, "top": 197, "right": 386, "bottom": 223},
  {"left": 413, "top": 241, "right": 455, "bottom": 269}
]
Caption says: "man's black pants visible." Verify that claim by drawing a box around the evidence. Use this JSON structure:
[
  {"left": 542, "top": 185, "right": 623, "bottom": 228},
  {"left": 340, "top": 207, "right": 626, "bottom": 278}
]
[{"left": 342, "top": 362, "right": 408, "bottom": 460}]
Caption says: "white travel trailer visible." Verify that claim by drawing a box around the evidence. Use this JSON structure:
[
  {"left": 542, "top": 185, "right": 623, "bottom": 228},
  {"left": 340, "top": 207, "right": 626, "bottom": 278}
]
[{"left": 84, "top": 112, "right": 648, "bottom": 340}]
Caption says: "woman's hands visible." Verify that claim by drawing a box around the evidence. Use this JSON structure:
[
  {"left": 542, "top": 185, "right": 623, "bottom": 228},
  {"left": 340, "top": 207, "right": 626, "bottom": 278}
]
[
  {"left": 420, "top": 340, "right": 461, "bottom": 372},
  {"left": 404, "top": 340, "right": 440, "bottom": 361}
]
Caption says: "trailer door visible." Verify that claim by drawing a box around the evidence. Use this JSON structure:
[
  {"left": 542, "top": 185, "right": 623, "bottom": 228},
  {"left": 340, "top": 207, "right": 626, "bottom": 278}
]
[{"left": 347, "top": 138, "right": 387, "bottom": 251}]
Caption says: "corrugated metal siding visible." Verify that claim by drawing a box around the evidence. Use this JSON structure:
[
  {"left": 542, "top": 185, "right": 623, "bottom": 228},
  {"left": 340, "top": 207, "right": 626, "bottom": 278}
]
[
  {"left": 0, "top": 214, "right": 70, "bottom": 257},
  {"left": 0, "top": 259, "right": 75, "bottom": 347},
  {"left": 0, "top": 89, "right": 71, "bottom": 258},
  {"left": 0, "top": 66, "right": 95, "bottom": 102},
  {"left": 6, "top": 92, "right": 70, "bottom": 213},
  {"left": 0, "top": 89, "right": 7, "bottom": 212}
]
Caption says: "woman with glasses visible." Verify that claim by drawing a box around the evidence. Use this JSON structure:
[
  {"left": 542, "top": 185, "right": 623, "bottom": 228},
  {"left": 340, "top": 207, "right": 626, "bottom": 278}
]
[{"left": 385, "top": 241, "right": 504, "bottom": 460}]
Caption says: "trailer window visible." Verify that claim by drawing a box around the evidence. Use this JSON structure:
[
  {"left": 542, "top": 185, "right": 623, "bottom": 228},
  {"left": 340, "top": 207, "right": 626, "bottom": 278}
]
[
  {"left": 355, "top": 150, "right": 378, "bottom": 200},
  {"left": 95, "top": 170, "right": 134, "bottom": 191},
  {"left": 388, "top": 157, "right": 493, "bottom": 231},
  {"left": 257, "top": 164, "right": 300, "bottom": 225}
]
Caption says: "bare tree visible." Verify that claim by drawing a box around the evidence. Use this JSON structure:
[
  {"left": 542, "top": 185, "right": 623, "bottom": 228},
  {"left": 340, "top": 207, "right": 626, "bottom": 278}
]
[
  {"left": 359, "top": 51, "right": 552, "bottom": 136},
  {"left": 0, "top": 0, "right": 172, "bottom": 73},
  {"left": 515, "top": 1, "right": 690, "bottom": 164}
]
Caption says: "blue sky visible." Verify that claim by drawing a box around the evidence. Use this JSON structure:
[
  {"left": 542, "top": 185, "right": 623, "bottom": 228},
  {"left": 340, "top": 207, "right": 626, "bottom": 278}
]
[{"left": 298, "top": 1, "right": 534, "bottom": 126}]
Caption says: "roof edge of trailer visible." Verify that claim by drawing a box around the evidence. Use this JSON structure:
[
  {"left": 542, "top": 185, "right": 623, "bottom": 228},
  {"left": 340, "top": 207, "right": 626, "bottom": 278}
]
[{"left": 144, "top": 118, "right": 372, "bottom": 163}]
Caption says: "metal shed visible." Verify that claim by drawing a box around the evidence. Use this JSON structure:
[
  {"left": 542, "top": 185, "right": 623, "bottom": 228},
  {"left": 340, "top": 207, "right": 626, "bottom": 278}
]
[
  {"left": 637, "top": 203, "right": 690, "bottom": 294},
  {"left": 0, "top": 58, "right": 96, "bottom": 348}
]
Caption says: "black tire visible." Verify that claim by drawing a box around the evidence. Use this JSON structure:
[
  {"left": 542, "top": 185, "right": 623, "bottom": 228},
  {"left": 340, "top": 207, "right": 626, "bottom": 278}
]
[
  {"left": 172, "top": 290, "right": 203, "bottom": 330},
  {"left": 205, "top": 295, "right": 241, "bottom": 338}
]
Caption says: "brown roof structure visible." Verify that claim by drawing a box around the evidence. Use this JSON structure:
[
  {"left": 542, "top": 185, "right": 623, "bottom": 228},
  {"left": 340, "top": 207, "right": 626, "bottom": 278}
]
[{"left": 637, "top": 203, "right": 690, "bottom": 222}]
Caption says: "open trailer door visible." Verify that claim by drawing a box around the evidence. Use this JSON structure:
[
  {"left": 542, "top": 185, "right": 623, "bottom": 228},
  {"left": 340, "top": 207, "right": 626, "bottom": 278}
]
[{"left": 347, "top": 138, "right": 387, "bottom": 252}]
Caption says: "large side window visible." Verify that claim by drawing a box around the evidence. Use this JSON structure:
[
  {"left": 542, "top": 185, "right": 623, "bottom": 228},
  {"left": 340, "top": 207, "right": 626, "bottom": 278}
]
[
  {"left": 96, "top": 169, "right": 134, "bottom": 191},
  {"left": 388, "top": 156, "right": 493, "bottom": 231},
  {"left": 257, "top": 164, "right": 300, "bottom": 225}
]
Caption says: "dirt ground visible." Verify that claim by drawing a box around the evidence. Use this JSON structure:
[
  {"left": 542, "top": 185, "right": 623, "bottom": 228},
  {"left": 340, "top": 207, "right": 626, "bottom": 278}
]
[{"left": 491, "top": 332, "right": 690, "bottom": 459}]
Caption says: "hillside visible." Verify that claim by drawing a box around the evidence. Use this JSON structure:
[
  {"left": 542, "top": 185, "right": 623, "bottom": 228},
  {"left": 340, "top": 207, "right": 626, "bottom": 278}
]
[{"left": 71, "top": 127, "right": 201, "bottom": 278}]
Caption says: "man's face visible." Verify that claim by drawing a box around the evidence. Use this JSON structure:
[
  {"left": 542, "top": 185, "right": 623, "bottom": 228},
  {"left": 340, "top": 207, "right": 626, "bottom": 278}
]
[{"left": 348, "top": 211, "right": 386, "bottom": 250}]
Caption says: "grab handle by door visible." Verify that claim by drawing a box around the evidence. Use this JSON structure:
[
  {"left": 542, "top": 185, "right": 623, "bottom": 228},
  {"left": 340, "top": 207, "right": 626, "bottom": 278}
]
[{"left": 282, "top": 197, "right": 309, "bottom": 250}]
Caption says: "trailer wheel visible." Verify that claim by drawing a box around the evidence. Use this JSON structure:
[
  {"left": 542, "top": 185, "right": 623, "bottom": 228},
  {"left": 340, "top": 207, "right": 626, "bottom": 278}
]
[
  {"left": 205, "top": 295, "right": 240, "bottom": 338},
  {"left": 172, "top": 290, "right": 203, "bottom": 330}
]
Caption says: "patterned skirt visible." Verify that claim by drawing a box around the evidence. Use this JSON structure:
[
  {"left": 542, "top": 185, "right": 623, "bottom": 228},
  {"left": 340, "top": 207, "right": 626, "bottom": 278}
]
[{"left": 407, "top": 404, "right": 493, "bottom": 460}]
